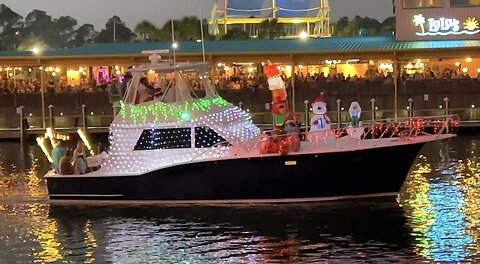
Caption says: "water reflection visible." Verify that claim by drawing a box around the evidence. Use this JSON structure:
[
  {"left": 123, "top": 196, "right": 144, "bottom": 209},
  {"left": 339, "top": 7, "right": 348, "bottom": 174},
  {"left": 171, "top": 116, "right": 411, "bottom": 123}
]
[
  {"left": 0, "top": 138, "right": 479, "bottom": 262},
  {"left": 399, "top": 137, "right": 480, "bottom": 262}
]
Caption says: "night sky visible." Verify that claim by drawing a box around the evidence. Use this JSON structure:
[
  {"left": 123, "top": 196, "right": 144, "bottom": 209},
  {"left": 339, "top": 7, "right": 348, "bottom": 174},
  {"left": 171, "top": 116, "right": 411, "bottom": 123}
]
[{"left": 0, "top": 0, "right": 394, "bottom": 30}]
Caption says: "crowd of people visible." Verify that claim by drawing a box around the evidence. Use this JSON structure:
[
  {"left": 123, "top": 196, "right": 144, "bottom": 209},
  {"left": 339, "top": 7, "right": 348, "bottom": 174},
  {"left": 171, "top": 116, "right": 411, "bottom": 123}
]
[{"left": 1, "top": 67, "right": 479, "bottom": 96}]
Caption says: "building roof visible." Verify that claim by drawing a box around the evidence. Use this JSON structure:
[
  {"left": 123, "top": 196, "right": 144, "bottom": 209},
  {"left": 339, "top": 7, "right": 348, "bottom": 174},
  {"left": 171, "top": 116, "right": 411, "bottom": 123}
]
[{"left": 0, "top": 36, "right": 478, "bottom": 58}]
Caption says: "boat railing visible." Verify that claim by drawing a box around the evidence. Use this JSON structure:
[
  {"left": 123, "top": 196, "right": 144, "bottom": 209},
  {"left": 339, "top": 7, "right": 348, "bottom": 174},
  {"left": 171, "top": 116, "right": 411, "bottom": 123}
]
[
  {"left": 191, "top": 114, "right": 458, "bottom": 160},
  {"left": 190, "top": 141, "right": 231, "bottom": 162},
  {"left": 256, "top": 114, "right": 459, "bottom": 150}
]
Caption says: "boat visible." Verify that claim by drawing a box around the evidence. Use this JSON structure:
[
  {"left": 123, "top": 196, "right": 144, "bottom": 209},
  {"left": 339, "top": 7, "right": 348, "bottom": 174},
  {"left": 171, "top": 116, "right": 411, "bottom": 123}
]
[{"left": 44, "top": 51, "right": 458, "bottom": 203}]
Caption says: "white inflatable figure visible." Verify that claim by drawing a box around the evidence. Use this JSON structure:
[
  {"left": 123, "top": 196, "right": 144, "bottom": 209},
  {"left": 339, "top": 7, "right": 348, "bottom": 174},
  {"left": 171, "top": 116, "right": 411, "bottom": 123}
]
[
  {"left": 349, "top": 101, "right": 361, "bottom": 127},
  {"left": 347, "top": 101, "right": 364, "bottom": 139},
  {"left": 308, "top": 93, "right": 334, "bottom": 142},
  {"left": 310, "top": 93, "right": 331, "bottom": 132}
]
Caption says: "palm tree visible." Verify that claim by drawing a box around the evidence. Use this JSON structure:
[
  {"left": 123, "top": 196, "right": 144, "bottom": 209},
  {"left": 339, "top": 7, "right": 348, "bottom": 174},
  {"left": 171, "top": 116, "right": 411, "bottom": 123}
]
[{"left": 413, "top": 14, "right": 426, "bottom": 33}]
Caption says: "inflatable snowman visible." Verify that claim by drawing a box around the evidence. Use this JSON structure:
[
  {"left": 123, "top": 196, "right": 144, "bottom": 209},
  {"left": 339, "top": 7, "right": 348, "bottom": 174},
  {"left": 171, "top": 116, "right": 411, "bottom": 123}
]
[{"left": 309, "top": 93, "right": 331, "bottom": 133}]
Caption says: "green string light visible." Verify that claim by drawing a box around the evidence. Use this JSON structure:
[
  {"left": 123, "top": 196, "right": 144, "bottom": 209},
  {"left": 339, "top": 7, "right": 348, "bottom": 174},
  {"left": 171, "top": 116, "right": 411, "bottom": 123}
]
[{"left": 120, "top": 96, "right": 229, "bottom": 123}]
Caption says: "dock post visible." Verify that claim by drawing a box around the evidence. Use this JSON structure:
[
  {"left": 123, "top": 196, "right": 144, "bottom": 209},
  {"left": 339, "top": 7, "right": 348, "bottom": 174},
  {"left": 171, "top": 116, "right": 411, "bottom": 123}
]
[
  {"left": 48, "top": 104, "right": 54, "bottom": 129},
  {"left": 17, "top": 105, "right": 24, "bottom": 145},
  {"left": 238, "top": 101, "right": 244, "bottom": 110},
  {"left": 81, "top": 104, "right": 87, "bottom": 132},
  {"left": 444, "top": 97, "right": 450, "bottom": 134},
  {"left": 443, "top": 97, "right": 449, "bottom": 116},
  {"left": 304, "top": 99, "right": 309, "bottom": 131},
  {"left": 370, "top": 98, "right": 376, "bottom": 125},
  {"left": 336, "top": 99, "right": 341, "bottom": 130},
  {"left": 408, "top": 98, "right": 413, "bottom": 117}
]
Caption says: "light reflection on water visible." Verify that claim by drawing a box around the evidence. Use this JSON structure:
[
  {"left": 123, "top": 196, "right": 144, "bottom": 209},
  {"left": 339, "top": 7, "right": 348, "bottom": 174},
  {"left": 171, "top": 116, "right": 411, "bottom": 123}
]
[{"left": 0, "top": 137, "right": 479, "bottom": 263}]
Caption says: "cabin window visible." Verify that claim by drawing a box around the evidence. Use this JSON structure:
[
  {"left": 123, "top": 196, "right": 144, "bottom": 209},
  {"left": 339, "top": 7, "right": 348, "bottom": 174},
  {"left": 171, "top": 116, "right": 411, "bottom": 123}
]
[
  {"left": 450, "top": 0, "right": 480, "bottom": 6},
  {"left": 195, "top": 126, "right": 226, "bottom": 148},
  {"left": 134, "top": 128, "right": 191, "bottom": 150},
  {"left": 403, "top": 0, "right": 442, "bottom": 8}
]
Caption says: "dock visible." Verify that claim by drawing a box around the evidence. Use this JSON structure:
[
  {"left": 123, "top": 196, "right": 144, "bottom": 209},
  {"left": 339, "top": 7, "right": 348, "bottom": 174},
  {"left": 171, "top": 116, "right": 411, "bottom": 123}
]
[{"left": 1, "top": 120, "right": 478, "bottom": 141}]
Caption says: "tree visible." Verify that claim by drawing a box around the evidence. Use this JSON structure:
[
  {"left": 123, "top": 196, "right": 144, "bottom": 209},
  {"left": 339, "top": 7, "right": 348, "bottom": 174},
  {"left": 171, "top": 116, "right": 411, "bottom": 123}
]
[
  {"left": 73, "top": 24, "right": 97, "bottom": 47},
  {"left": 0, "top": 4, "right": 23, "bottom": 50},
  {"left": 134, "top": 20, "right": 167, "bottom": 41},
  {"left": 17, "top": 32, "right": 49, "bottom": 51},
  {"left": 221, "top": 28, "right": 249, "bottom": 40},
  {"left": 380, "top": 17, "right": 396, "bottom": 35},
  {"left": 96, "top": 16, "right": 135, "bottom": 43},
  {"left": 258, "top": 18, "right": 284, "bottom": 39},
  {"left": 54, "top": 16, "right": 77, "bottom": 48},
  {"left": 23, "top": 10, "right": 61, "bottom": 48}
]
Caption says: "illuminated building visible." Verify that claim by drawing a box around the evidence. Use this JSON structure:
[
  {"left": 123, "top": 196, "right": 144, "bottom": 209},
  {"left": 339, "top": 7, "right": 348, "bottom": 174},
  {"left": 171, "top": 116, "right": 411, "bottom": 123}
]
[
  {"left": 395, "top": 0, "right": 480, "bottom": 41},
  {"left": 209, "top": 0, "right": 331, "bottom": 38}
]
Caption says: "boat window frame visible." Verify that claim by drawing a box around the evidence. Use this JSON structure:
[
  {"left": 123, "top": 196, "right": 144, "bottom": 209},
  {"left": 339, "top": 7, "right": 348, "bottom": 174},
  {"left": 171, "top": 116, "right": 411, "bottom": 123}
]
[{"left": 133, "top": 127, "right": 192, "bottom": 150}]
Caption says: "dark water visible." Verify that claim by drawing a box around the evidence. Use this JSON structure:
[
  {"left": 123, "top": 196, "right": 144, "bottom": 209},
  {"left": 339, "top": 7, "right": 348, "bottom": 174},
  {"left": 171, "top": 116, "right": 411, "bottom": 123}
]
[{"left": 0, "top": 137, "right": 479, "bottom": 263}]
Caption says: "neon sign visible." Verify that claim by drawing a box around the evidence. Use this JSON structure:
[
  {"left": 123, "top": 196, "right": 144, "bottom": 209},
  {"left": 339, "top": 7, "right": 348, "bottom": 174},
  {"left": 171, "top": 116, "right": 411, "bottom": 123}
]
[{"left": 413, "top": 14, "right": 480, "bottom": 36}]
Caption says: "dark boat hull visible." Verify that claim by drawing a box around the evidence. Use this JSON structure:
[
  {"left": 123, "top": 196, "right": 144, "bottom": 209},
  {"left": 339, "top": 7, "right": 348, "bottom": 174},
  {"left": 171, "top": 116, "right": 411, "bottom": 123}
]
[{"left": 46, "top": 142, "right": 426, "bottom": 201}]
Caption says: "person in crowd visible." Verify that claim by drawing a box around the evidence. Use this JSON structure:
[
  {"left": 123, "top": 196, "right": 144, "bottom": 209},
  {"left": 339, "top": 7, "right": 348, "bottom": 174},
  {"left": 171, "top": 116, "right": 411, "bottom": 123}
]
[
  {"left": 51, "top": 139, "right": 65, "bottom": 173},
  {"left": 59, "top": 149, "right": 74, "bottom": 175},
  {"left": 73, "top": 141, "right": 88, "bottom": 174}
]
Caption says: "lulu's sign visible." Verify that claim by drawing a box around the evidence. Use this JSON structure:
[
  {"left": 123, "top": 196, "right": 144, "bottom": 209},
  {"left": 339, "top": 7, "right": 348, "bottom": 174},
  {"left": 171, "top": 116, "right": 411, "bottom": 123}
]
[{"left": 413, "top": 14, "right": 480, "bottom": 36}]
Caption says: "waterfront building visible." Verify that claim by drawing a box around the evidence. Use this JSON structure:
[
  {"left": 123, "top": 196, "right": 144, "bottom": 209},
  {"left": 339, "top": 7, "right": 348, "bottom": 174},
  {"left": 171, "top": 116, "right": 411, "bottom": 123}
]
[{"left": 0, "top": 0, "right": 478, "bottom": 130}]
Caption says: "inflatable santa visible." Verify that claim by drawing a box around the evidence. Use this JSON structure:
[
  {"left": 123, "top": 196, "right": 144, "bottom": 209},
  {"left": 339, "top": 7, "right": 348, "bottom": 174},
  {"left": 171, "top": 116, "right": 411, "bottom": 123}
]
[{"left": 265, "top": 65, "right": 288, "bottom": 127}]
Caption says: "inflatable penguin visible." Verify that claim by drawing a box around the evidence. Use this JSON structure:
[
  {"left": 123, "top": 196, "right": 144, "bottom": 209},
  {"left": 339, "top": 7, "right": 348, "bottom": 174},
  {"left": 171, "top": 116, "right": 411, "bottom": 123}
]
[
  {"left": 347, "top": 101, "right": 364, "bottom": 139},
  {"left": 309, "top": 92, "right": 331, "bottom": 132},
  {"left": 349, "top": 101, "right": 362, "bottom": 128}
]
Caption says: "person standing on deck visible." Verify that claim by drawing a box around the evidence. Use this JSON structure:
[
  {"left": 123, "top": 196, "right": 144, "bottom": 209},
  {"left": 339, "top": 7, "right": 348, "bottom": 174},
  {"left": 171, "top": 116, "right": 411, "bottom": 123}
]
[
  {"left": 73, "top": 141, "right": 88, "bottom": 174},
  {"left": 51, "top": 139, "right": 65, "bottom": 173}
]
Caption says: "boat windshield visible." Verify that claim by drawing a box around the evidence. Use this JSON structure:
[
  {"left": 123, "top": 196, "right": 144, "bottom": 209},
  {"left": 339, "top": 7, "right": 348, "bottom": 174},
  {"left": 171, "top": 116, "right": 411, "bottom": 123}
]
[{"left": 123, "top": 62, "right": 218, "bottom": 105}]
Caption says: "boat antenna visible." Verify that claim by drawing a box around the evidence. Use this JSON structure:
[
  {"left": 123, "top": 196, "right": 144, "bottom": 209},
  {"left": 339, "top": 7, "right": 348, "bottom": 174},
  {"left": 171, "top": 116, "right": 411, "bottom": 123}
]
[
  {"left": 198, "top": 0, "right": 206, "bottom": 62},
  {"left": 171, "top": 19, "right": 176, "bottom": 66}
]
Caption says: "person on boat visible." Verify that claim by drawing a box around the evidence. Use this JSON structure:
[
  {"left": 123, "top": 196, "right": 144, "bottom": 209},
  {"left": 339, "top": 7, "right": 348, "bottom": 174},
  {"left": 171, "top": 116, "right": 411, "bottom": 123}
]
[
  {"left": 117, "top": 72, "right": 132, "bottom": 97},
  {"left": 137, "top": 77, "right": 155, "bottom": 103},
  {"left": 73, "top": 141, "right": 88, "bottom": 174},
  {"left": 51, "top": 139, "right": 65, "bottom": 173},
  {"left": 59, "top": 149, "right": 74, "bottom": 175}
]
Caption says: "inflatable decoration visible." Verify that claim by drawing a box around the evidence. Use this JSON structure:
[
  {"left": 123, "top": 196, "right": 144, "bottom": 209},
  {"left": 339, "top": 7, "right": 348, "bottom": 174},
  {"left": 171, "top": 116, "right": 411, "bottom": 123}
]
[
  {"left": 259, "top": 114, "right": 301, "bottom": 155},
  {"left": 265, "top": 65, "right": 288, "bottom": 127},
  {"left": 309, "top": 92, "right": 331, "bottom": 132},
  {"left": 347, "top": 101, "right": 364, "bottom": 139},
  {"left": 349, "top": 101, "right": 362, "bottom": 128},
  {"left": 282, "top": 114, "right": 301, "bottom": 152}
]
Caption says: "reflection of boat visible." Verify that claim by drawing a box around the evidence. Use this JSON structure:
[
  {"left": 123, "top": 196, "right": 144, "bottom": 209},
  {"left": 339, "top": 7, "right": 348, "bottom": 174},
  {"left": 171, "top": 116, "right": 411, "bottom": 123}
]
[
  {"left": 44, "top": 51, "right": 457, "bottom": 202},
  {"left": 46, "top": 199, "right": 414, "bottom": 262}
]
